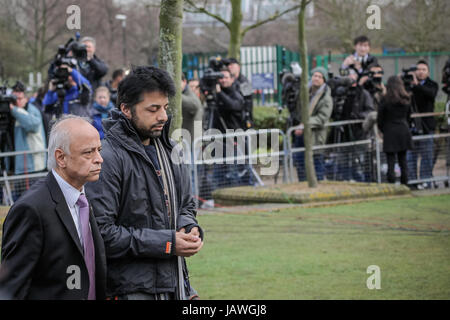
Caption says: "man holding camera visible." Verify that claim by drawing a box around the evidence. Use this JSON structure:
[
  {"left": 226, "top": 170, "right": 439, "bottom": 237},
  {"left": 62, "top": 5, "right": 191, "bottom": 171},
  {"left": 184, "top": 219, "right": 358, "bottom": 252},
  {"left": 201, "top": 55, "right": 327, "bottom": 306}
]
[
  {"left": 215, "top": 67, "right": 246, "bottom": 132},
  {"left": 9, "top": 82, "right": 46, "bottom": 175},
  {"left": 359, "top": 63, "right": 386, "bottom": 111},
  {"left": 342, "top": 35, "right": 378, "bottom": 78},
  {"left": 78, "top": 37, "right": 109, "bottom": 91},
  {"left": 407, "top": 60, "right": 438, "bottom": 188},
  {"left": 211, "top": 66, "right": 254, "bottom": 187},
  {"left": 337, "top": 69, "right": 375, "bottom": 181},
  {"left": 43, "top": 64, "right": 92, "bottom": 118},
  {"left": 225, "top": 58, "right": 254, "bottom": 129}
]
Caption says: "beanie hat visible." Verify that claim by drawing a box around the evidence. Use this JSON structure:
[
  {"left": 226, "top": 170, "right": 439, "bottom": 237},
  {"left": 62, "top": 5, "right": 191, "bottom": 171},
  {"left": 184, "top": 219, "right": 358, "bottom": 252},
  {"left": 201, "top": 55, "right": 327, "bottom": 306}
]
[{"left": 311, "top": 67, "right": 329, "bottom": 82}]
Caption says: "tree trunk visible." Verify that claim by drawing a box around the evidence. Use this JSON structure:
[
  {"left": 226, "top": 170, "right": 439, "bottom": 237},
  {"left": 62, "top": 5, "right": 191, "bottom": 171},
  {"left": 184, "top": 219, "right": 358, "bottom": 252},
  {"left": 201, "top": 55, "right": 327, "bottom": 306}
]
[
  {"left": 158, "top": 0, "right": 184, "bottom": 134},
  {"left": 298, "top": 0, "right": 317, "bottom": 188},
  {"left": 228, "top": 0, "right": 243, "bottom": 59}
]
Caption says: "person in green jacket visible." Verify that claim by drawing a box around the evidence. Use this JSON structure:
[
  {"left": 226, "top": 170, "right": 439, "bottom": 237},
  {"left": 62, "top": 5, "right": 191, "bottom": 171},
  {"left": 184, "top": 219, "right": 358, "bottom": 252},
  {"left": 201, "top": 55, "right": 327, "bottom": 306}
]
[{"left": 293, "top": 67, "right": 333, "bottom": 181}]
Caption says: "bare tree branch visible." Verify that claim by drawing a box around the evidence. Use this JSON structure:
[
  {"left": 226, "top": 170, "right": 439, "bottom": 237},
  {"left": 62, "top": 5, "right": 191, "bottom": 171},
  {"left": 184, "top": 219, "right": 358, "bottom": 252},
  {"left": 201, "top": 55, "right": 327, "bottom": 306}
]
[
  {"left": 241, "top": 4, "right": 302, "bottom": 36},
  {"left": 184, "top": 0, "right": 230, "bottom": 29}
]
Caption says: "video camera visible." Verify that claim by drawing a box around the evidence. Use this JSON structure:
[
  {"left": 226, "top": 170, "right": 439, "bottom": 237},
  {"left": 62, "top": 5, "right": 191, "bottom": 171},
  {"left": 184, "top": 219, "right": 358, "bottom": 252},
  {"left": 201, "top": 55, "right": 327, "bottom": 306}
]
[
  {"left": 327, "top": 75, "right": 356, "bottom": 121},
  {"left": 279, "top": 62, "right": 302, "bottom": 126},
  {"left": 401, "top": 66, "right": 418, "bottom": 92},
  {"left": 361, "top": 70, "right": 383, "bottom": 94},
  {"left": 0, "top": 83, "right": 16, "bottom": 130},
  {"left": 46, "top": 35, "right": 88, "bottom": 116},
  {"left": 199, "top": 57, "right": 225, "bottom": 96}
]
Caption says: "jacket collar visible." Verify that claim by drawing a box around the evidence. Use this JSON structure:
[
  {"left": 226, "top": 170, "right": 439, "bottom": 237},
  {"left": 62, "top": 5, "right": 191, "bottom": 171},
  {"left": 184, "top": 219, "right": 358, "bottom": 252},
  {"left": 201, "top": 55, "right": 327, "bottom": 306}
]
[
  {"left": 46, "top": 171, "right": 84, "bottom": 256},
  {"left": 103, "top": 109, "right": 174, "bottom": 155}
]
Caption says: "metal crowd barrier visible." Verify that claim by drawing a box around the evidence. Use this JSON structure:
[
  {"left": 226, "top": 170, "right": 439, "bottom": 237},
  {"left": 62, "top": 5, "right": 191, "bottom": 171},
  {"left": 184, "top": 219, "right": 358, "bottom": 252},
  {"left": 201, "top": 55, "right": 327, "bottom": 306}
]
[
  {"left": 1, "top": 109, "right": 449, "bottom": 206},
  {"left": 191, "top": 129, "right": 289, "bottom": 206}
]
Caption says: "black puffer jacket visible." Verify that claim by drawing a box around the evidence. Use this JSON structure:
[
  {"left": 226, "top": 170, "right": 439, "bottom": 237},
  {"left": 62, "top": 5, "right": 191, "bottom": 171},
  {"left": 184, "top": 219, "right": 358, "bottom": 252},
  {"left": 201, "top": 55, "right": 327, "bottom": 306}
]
[{"left": 85, "top": 109, "right": 201, "bottom": 297}]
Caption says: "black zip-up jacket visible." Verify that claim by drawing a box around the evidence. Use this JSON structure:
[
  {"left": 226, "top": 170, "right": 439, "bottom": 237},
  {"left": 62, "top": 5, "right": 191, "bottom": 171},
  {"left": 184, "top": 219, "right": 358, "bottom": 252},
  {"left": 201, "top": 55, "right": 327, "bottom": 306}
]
[
  {"left": 85, "top": 109, "right": 201, "bottom": 297},
  {"left": 411, "top": 77, "right": 438, "bottom": 134},
  {"left": 216, "top": 83, "right": 245, "bottom": 131}
]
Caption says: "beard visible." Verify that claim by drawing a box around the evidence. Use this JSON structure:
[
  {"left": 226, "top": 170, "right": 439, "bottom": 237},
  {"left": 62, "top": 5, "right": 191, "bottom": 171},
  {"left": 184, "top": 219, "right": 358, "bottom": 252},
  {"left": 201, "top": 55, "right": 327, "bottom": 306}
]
[{"left": 130, "top": 109, "right": 165, "bottom": 141}]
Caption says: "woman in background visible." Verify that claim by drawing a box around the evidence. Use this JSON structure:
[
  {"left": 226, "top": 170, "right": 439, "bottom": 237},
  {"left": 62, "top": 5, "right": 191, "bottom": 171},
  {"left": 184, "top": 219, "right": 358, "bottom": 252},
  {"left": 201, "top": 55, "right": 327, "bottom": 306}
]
[{"left": 377, "top": 75, "right": 413, "bottom": 185}]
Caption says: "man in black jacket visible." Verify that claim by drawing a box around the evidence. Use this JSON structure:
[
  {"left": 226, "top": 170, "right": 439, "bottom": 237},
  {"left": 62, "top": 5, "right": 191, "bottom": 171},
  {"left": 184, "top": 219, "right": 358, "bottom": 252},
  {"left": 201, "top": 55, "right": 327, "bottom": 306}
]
[
  {"left": 215, "top": 67, "right": 246, "bottom": 132},
  {"left": 85, "top": 66, "right": 203, "bottom": 300},
  {"left": 79, "top": 36, "right": 109, "bottom": 91},
  {"left": 332, "top": 69, "right": 375, "bottom": 182},
  {"left": 225, "top": 58, "right": 254, "bottom": 129},
  {"left": 342, "top": 35, "right": 378, "bottom": 78},
  {"left": 407, "top": 60, "right": 439, "bottom": 188}
]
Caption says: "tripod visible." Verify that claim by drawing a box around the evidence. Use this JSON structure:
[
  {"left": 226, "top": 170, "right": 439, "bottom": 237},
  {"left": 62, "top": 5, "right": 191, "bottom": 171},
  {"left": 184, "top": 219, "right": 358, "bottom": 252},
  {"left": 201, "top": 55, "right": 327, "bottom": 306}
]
[{"left": 197, "top": 90, "right": 261, "bottom": 200}]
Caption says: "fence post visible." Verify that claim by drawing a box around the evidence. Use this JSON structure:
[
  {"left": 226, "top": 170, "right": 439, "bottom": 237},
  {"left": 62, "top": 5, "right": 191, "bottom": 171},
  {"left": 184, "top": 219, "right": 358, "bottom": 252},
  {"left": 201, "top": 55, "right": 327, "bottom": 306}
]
[{"left": 373, "top": 126, "right": 382, "bottom": 183}]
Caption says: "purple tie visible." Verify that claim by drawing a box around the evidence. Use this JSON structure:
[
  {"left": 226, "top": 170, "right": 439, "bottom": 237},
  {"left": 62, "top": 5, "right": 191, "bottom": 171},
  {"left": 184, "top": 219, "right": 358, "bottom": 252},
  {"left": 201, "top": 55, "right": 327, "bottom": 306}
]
[{"left": 77, "top": 193, "right": 96, "bottom": 300}]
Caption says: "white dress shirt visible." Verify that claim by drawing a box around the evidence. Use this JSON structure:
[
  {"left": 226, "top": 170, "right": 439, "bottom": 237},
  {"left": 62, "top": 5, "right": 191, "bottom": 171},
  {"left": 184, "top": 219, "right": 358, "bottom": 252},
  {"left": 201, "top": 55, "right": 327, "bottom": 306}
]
[{"left": 52, "top": 169, "right": 85, "bottom": 247}]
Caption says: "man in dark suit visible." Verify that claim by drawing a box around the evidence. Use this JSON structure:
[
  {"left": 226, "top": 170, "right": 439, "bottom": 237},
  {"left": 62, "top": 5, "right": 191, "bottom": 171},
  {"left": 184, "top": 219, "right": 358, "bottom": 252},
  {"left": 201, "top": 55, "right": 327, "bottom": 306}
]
[
  {"left": 342, "top": 35, "right": 379, "bottom": 78},
  {"left": 0, "top": 115, "right": 106, "bottom": 300}
]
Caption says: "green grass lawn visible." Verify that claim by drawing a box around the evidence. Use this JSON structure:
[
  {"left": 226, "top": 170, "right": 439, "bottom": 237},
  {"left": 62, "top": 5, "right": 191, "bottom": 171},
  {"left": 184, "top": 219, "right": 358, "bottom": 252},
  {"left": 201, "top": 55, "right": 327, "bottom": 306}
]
[{"left": 187, "top": 195, "right": 450, "bottom": 300}]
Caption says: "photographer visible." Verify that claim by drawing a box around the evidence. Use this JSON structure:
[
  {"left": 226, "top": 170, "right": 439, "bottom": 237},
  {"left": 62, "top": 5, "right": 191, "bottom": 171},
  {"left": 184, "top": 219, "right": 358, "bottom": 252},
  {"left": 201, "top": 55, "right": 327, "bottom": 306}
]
[
  {"left": 9, "top": 82, "right": 46, "bottom": 175},
  {"left": 293, "top": 67, "right": 333, "bottom": 181},
  {"left": 342, "top": 35, "right": 378, "bottom": 78},
  {"left": 377, "top": 76, "right": 413, "bottom": 185},
  {"left": 359, "top": 63, "right": 386, "bottom": 111},
  {"left": 225, "top": 58, "right": 254, "bottom": 129},
  {"left": 43, "top": 64, "right": 92, "bottom": 118},
  {"left": 215, "top": 67, "right": 246, "bottom": 132},
  {"left": 212, "top": 66, "right": 253, "bottom": 188},
  {"left": 331, "top": 69, "right": 375, "bottom": 182},
  {"left": 78, "top": 37, "right": 109, "bottom": 91},
  {"left": 407, "top": 60, "right": 438, "bottom": 188}
]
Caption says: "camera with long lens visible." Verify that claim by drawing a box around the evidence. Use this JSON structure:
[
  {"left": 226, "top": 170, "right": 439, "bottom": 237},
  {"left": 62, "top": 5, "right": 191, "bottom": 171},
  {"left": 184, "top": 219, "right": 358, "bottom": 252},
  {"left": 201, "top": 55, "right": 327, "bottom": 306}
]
[
  {"left": 0, "top": 83, "right": 16, "bottom": 169},
  {"left": 0, "top": 83, "right": 16, "bottom": 130},
  {"left": 362, "top": 70, "right": 383, "bottom": 94},
  {"left": 327, "top": 76, "right": 356, "bottom": 121},
  {"left": 199, "top": 57, "right": 225, "bottom": 96},
  {"left": 401, "top": 66, "right": 418, "bottom": 92},
  {"left": 46, "top": 37, "right": 88, "bottom": 116},
  {"left": 279, "top": 62, "right": 302, "bottom": 127},
  {"left": 200, "top": 57, "right": 226, "bottom": 131}
]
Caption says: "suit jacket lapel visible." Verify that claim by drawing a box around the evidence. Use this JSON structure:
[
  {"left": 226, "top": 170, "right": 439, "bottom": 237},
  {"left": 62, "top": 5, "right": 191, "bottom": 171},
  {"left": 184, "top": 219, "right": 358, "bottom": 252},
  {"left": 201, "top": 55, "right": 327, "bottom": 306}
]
[{"left": 47, "top": 172, "right": 84, "bottom": 257}]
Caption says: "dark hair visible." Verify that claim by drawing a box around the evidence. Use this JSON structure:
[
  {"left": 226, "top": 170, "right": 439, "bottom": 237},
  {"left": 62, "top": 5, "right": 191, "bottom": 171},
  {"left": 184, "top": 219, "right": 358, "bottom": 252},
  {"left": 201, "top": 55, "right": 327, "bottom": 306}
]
[
  {"left": 385, "top": 75, "right": 410, "bottom": 106},
  {"left": 117, "top": 65, "right": 175, "bottom": 110},
  {"left": 220, "top": 66, "right": 231, "bottom": 74},
  {"left": 354, "top": 35, "right": 370, "bottom": 46},
  {"left": 112, "top": 69, "right": 125, "bottom": 80},
  {"left": 12, "top": 81, "right": 26, "bottom": 93},
  {"left": 368, "top": 63, "right": 382, "bottom": 70},
  {"left": 416, "top": 59, "right": 429, "bottom": 68},
  {"left": 181, "top": 72, "right": 186, "bottom": 81},
  {"left": 224, "top": 57, "right": 239, "bottom": 65}
]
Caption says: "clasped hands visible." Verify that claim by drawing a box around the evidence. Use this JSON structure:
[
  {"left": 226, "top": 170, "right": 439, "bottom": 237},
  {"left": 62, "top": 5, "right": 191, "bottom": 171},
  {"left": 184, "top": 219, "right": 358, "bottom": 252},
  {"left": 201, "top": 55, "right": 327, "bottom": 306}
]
[{"left": 175, "top": 227, "right": 203, "bottom": 257}]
